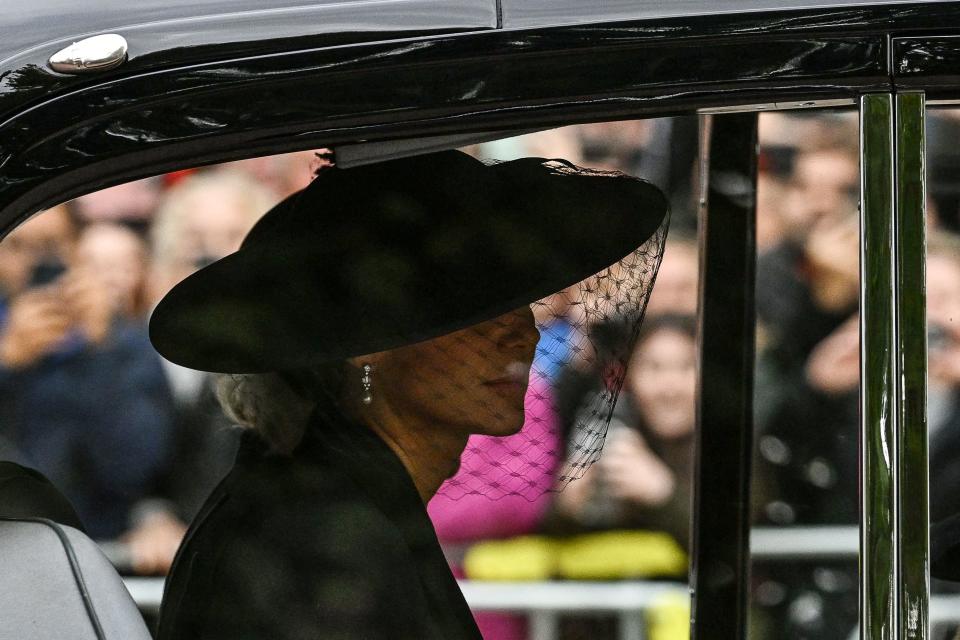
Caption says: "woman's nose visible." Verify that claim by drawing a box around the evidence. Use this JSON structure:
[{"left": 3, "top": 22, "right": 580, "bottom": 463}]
[{"left": 493, "top": 307, "right": 540, "bottom": 352}]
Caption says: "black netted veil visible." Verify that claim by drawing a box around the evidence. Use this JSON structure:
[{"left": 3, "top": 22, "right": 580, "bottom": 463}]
[{"left": 436, "top": 195, "right": 669, "bottom": 500}]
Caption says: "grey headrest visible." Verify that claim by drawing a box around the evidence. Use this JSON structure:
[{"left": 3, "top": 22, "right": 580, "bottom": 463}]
[{"left": 0, "top": 519, "right": 151, "bottom": 640}]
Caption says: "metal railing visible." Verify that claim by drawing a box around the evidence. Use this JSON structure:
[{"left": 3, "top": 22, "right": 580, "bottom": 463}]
[{"left": 123, "top": 527, "right": 960, "bottom": 640}]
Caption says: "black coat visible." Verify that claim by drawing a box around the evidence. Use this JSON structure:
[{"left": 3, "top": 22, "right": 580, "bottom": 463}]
[
  {"left": 930, "top": 393, "right": 960, "bottom": 581},
  {"left": 157, "top": 414, "right": 482, "bottom": 640}
]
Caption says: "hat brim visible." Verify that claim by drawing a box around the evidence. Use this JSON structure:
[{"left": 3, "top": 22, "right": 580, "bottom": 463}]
[{"left": 150, "top": 154, "right": 668, "bottom": 373}]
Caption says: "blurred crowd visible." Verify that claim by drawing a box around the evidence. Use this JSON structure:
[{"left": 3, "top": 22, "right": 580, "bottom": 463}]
[
  {"left": 750, "top": 110, "right": 960, "bottom": 640},
  {"left": 0, "top": 151, "right": 323, "bottom": 573},
  {"left": 0, "top": 111, "right": 958, "bottom": 640}
]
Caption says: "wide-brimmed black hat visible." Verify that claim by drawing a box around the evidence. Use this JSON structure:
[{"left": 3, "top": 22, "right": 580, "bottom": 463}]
[{"left": 149, "top": 150, "right": 668, "bottom": 373}]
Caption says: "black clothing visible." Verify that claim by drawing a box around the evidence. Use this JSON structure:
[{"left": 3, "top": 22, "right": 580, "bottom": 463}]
[
  {"left": 750, "top": 380, "right": 859, "bottom": 640},
  {"left": 0, "top": 461, "right": 84, "bottom": 530},
  {"left": 158, "top": 414, "right": 482, "bottom": 640},
  {"left": 0, "top": 319, "right": 176, "bottom": 539},
  {"left": 160, "top": 378, "right": 242, "bottom": 523},
  {"left": 931, "top": 398, "right": 960, "bottom": 524},
  {"left": 756, "top": 382, "right": 859, "bottom": 526},
  {"left": 930, "top": 391, "right": 960, "bottom": 581},
  {"left": 933, "top": 511, "right": 960, "bottom": 582}
]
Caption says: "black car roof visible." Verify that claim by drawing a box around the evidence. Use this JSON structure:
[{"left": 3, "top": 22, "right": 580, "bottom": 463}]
[
  {"left": 1, "top": 0, "right": 951, "bottom": 68},
  {"left": 1, "top": 0, "right": 959, "bottom": 232},
  {"left": 501, "top": 0, "right": 947, "bottom": 27},
  {"left": 0, "top": 0, "right": 497, "bottom": 70}
]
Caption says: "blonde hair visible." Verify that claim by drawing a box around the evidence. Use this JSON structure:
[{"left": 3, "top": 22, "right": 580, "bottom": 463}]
[
  {"left": 213, "top": 364, "right": 349, "bottom": 454},
  {"left": 214, "top": 373, "right": 315, "bottom": 454},
  {"left": 150, "top": 170, "right": 276, "bottom": 269}
]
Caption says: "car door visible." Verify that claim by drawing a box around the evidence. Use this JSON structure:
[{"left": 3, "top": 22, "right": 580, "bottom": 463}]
[{"left": 3, "top": 3, "right": 960, "bottom": 639}]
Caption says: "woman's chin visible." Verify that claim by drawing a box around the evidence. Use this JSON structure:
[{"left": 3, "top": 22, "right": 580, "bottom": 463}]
[{"left": 475, "top": 412, "right": 527, "bottom": 437}]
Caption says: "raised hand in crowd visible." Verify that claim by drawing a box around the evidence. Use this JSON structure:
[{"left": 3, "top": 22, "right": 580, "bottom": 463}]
[
  {"left": 554, "top": 424, "right": 677, "bottom": 523},
  {"left": 0, "top": 288, "right": 72, "bottom": 368},
  {"left": 0, "top": 266, "right": 113, "bottom": 369},
  {"left": 596, "top": 426, "right": 675, "bottom": 506},
  {"left": 804, "top": 214, "right": 859, "bottom": 312},
  {"left": 122, "top": 509, "right": 188, "bottom": 576},
  {"left": 804, "top": 313, "right": 859, "bottom": 396},
  {"left": 61, "top": 266, "right": 113, "bottom": 345}
]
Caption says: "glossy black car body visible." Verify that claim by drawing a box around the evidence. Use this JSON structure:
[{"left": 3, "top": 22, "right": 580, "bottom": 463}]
[
  {"left": 1, "top": 0, "right": 959, "bottom": 234},
  {"left": 2, "top": 2, "right": 958, "bottom": 639}
]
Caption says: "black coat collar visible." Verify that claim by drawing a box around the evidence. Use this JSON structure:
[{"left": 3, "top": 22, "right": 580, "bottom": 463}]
[
  {"left": 281, "top": 411, "right": 483, "bottom": 639},
  {"left": 296, "top": 411, "right": 437, "bottom": 553}
]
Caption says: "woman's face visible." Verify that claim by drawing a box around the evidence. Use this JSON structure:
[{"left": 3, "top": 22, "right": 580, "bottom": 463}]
[
  {"left": 76, "top": 224, "right": 146, "bottom": 315},
  {"left": 627, "top": 328, "right": 697, "bottom": 440},
  {"left": 927, "top": 254, "right": 960, "bottom": 329},
  {"left": 178, "top": 190, "right": 256, "bottom": 268},
  {"left": 361, "top": 306, "right": 540, "bottom": 437}
]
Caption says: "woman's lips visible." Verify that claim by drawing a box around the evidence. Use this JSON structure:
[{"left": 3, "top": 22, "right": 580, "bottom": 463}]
[
  {"left": 483, "top": 361, "right": 531, "bottom": 395},
  {"left": 483, "top": 377, "right": 528, "bottom": 395}
]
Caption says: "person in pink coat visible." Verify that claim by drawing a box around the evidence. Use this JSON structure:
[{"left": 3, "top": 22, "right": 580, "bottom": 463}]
[{"left": 428, "top": 378, "right": 561, "bottom": 640}]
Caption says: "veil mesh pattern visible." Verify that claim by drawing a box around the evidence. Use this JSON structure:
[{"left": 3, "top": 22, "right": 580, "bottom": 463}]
[{"left": 437, "top": 212, "right": 669, "bottom": 500}]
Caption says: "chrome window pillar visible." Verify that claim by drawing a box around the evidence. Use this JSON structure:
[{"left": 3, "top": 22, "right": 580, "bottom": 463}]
[{"left": 859, "top": 92, "right": 929, "bottom": 640}]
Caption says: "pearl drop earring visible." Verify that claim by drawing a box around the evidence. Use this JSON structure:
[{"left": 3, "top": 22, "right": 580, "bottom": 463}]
[{"left": 360, "top": 364, "right": 374, "bottom": 405}]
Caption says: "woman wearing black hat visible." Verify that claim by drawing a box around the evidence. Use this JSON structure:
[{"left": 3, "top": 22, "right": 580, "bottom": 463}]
[{"left": 150, "top": 150, "right": 668, "bottom": 640}]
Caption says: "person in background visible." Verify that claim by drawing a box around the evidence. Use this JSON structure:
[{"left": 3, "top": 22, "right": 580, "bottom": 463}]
[
  {"left": 542, "top": 315, "right": 694, "bottom": 640},
  {"left": 75, "top": 222, "right": 151, "bottom": 322},
  {"left": 552, "top": 232, "right": 697, "bottom": 454},
  {"left": 755, "top": 133, "right": 861, "bottom": 377},
  {"left": 925, "top": 231, "right": 960, "bottom": 640},
  {"left": 428, "top": 378, "right": 561, "bottom": 640},
  {"left": 123, "top": 170, "right": 276, "bottom": 576},
  {"left": 752, "top": 233, "right": 960, "bottom": 639},
  {"left": 148, "top": 169, "right": 276, "bottom": 447},
  {"left": 551, "top": 314, "right": 695, "bottom": 547},
  {"left": 750, "top": 134, "right": 862, "bottom": 580},
  {"left": 218, "top": 149, "right": 331, "bottom": 201},
  {"left": 575, "top": 121, "right": 650, "bottom": 172},
  {"left": 645, "top": 234, "right": 698, "bottom": 318},
  {"left": 927, "top": 111, "right": 960, "bottom": 233},
  {"left": 922, "top": 234, "right": 960, "bottom": 531},
  {"left": 0, "top": 205, "right": 175, "bottom": 541},
  {"left": 149, "top": 170, "right": 277, "bottom": 311},
  {"left": 751, "top": 112, "right": 861, "bottom": 527},
  {"left": 73, "top": 221, "right": 179, "bottom": 572},
  {"left": 70, "top": 178, "right": 162, "bottom": 235},
  {"left": 756, "top": 171, "right": 790, "bottom": 253}
]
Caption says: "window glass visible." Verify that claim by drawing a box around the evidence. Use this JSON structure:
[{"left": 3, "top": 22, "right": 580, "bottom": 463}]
[
  {"left": 751, "top": 109, "right": 861, "bottom": 640},
  {"left": 0, "top": 121, "right": 704, "bottom": 639},
  {"left": 926, "top": 106, "right": 960, "bottom": 640},
  {"left": 0, "top": 152, "right": 324, "bottom": 632}
]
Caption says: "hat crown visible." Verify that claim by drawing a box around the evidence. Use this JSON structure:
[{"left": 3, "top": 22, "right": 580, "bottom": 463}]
[
  {"left": 150, "top": 150, "right": 668, "bottom": 373},
  {"left": 241, "top": 151, "right": 494, "bottom": 252}
]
